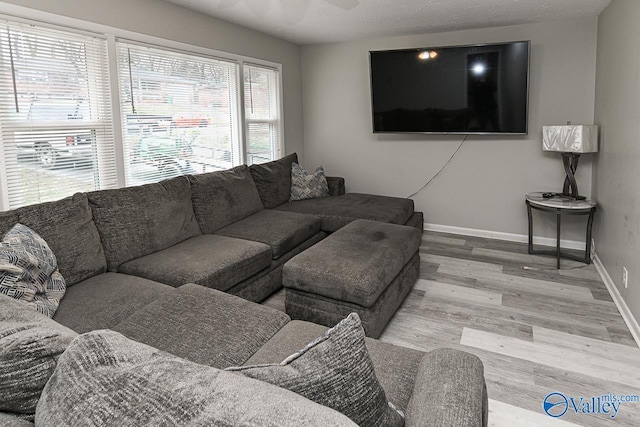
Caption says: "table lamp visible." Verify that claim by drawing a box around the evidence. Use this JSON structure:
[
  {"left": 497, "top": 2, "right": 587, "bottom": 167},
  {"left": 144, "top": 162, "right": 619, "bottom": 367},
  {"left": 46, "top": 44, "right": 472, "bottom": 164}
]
[{"left": 542, "top": 124, "right": 598, "bottom": 200}]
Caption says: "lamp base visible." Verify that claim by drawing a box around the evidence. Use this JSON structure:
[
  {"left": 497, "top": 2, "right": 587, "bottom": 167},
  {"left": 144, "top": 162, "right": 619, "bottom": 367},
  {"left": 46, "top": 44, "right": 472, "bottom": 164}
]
[{"left": 561, "top": 153, "right": 584, "bottom": 199}]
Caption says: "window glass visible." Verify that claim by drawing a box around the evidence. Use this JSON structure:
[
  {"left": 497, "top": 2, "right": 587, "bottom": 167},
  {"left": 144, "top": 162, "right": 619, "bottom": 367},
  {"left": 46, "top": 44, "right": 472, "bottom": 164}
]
[
  {"left": 117, "top": 42, "right": 240, "bottom": 185},
  {"left": 243, "top": 64, "right": 282, "bottom": 165},
  {"left": 0, "top": 21, "right": 116, "bottom": 208}
]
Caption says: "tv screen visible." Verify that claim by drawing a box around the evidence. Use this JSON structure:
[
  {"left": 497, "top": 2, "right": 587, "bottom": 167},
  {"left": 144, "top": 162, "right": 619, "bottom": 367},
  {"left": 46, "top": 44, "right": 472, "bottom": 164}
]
[{"left": 369, "top": 41, "right": 530, "bottom": 134}]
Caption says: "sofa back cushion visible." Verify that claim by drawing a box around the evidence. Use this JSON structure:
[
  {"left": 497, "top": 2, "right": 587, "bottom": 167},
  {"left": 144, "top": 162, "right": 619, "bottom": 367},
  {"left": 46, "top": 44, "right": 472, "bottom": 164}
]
[
  {"left": 189, "top": 165, "right": 263, "bottom": 233},
  {"left": 249, "top": 152, "right": 298, "bottom": 209},
  {"left": 87, "top": 176, "right": 201, "bottom": 271},
  {"left": 0, "top": 194, "right": 107, "bottom": 287},
  {"left": 0, "top": 211, "right": 18, "bottom": 236}
]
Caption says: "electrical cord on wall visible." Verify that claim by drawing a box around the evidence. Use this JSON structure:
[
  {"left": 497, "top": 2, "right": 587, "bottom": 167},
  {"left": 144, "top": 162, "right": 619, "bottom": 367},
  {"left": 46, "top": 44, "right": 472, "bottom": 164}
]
[{"left": 407, "top": 134, "right": 469, "bottom": 199}]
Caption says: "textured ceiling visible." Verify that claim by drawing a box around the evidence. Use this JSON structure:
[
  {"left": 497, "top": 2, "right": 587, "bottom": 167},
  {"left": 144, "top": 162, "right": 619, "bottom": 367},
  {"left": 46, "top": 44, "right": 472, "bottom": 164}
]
[{"left": 164, "top": 0, "right": 611, "bottom": 45}]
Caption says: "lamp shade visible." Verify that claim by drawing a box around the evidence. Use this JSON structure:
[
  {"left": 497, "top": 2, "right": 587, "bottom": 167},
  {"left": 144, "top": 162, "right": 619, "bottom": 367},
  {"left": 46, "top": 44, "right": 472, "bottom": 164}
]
[{"left": 542, "top": 125, "right": 598, "bottom": 153}]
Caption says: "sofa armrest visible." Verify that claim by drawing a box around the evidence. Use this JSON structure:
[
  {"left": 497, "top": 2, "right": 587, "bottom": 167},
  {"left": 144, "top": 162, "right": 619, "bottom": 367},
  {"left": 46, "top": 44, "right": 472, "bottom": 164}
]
[
  {"left": 326, "top": 176, "right": 345, "bottom": 196},
  {"left": 405, "top": 348, "right": 487, "bottom": 427}
]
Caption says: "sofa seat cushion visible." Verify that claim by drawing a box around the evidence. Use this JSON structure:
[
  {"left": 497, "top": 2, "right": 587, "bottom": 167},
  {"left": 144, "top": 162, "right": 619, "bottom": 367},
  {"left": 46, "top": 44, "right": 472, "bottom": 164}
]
[
  {"left": 112, "top": 284, "right": 290, "bottom": 369},
  {"left": 284, "top": 219, "right": 422, "bottom": 308},
  {"left": 117, "top": 234, "right": 272, "bottom": 292},
  {"left": 249, "top": 153, "right": 298, "bottom": 208},
  {"left": 189, "top": 164, "right": 264, "bottom": 234},
  {"left": 36, "top": 329, "right": 357, "bottom": 427},
  {"left": 52, "top": 272, "right": 172, "bottom": 334},
  {"left": 244, "top": 320, "right": 424, "bottom": 413},
  {"left": 226, "top": 231, "right": 327, "bottom": 304},
  {"left": 275, "top": 193, "right": 415, "bottom": 232},
  {"left": 87, "top": 176, "right": 201, "bottom": 271},
  {"left": 215, "top": 210, "right": 321, "bottom": 259},
  {"left": 2, "top": 193, "right": 107, "bottom": 286}
]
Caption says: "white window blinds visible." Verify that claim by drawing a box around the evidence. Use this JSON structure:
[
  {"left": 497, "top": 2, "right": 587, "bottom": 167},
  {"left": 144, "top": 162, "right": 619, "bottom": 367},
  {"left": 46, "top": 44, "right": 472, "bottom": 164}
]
[
  {"left": 0, "top": 21, "right": 117, "bottom": 208},
  {"left": 116, "top": 41, "right": 240, "bottom": 185},
  {"left": 0, "top": 16, "right": 286, "bottom": 210},
  {"left": 243, "top": 64, "right": 282, "bottom": 165}
]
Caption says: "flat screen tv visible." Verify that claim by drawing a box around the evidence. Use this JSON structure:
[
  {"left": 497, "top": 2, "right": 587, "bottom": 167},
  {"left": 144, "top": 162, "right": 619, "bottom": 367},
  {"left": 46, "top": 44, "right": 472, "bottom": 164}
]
[{"left": 369, "top": 41, "right": 530, "bottom": 134}]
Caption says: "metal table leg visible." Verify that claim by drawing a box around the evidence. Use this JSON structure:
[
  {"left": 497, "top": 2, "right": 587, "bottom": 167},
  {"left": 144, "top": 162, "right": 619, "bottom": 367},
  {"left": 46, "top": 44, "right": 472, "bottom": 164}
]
[
  {"left": 527, "top": 201, "right": 534, "bottom": 254},
  {"left": 585, "top": 208, "right": 596, "bottom": 263},
  {"left": 556, "top": 212, "right": 561, "bottom": 269}
]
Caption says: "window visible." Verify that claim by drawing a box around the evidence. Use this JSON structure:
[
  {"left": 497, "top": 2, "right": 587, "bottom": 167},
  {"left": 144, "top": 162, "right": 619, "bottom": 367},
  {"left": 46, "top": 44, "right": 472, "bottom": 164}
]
[
  {"left": 243, "top": 64, "right": 282, "bottom": 165},
  {"left": 0, "top": 20, "right": 116, "bottom": 208},
  {"left": 117, "top": 42, "right": 242, "bottom": 185},
  {"left": 0, "top": 14, "right": 284, "bottom": 210}
]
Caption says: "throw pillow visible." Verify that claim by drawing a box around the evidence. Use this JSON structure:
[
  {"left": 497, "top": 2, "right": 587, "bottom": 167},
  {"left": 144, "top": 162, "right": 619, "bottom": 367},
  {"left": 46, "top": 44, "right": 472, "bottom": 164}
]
[
  {"left": 36, "top": 330, "right": 358, "bottom": 427},
  {"left": 0, "top": 294, "right": 77, "bottom": 421},
  {"left": 290, "top": 162, "right": 330, "bottom": 201},
  {"left": 226, "top": 313, "right": 404, "bottom": 427},
  {"left": 0, "top": 223, "right": 66, "bottom": 318}
]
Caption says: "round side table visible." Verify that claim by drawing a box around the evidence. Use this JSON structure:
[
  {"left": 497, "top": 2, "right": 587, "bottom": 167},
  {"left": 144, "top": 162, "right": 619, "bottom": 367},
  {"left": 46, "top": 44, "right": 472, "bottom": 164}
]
[{"left": 525, "top": 192, "right": 597, "bottom": 269}]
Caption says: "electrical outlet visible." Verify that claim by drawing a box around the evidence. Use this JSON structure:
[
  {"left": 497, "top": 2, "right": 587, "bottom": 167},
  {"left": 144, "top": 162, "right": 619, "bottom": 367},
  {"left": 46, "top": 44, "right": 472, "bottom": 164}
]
[{"left": 623, "top": 267, "right": 628, "bottom": 288}]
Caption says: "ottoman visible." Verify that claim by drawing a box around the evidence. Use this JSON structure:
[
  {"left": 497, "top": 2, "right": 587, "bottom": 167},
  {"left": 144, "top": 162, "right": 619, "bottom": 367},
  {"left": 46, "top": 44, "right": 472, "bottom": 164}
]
[{"left": 282, "top": 219, "right": 422, "bottom": 338}]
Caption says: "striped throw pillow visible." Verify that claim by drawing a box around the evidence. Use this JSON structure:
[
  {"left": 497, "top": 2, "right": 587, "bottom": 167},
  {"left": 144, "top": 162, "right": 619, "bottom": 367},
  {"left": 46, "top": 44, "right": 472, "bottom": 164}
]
[{"left": 0, "top": 223, "right": 66, "bottom": 317}]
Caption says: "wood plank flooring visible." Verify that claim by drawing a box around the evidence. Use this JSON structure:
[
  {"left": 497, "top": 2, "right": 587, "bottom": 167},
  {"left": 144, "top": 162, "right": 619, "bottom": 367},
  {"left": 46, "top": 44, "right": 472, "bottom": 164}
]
[{"left": 263, "top": 231, "right": 640, "bottom": 426}]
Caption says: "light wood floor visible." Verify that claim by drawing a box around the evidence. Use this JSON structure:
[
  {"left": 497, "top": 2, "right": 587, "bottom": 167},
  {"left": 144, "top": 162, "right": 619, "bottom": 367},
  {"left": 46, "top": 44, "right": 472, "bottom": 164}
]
[{"left": 263, "top": 231, "right": 640, "bottom": 427}]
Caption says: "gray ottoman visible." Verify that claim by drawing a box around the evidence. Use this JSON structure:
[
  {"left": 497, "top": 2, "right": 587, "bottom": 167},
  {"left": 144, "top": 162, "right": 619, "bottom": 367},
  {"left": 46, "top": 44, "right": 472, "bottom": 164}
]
[{"left": 283, "top": 219, "right": 422, "bottom": 338}]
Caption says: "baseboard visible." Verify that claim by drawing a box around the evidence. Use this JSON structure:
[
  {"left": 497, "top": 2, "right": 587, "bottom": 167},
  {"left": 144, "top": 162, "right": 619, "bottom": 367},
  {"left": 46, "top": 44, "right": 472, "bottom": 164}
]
[
  {"left": 423, "top": 223, "right": 585, "bottom": 250},
  {"left": 592, "top": 253, "right": 640, "bottom": 349}
]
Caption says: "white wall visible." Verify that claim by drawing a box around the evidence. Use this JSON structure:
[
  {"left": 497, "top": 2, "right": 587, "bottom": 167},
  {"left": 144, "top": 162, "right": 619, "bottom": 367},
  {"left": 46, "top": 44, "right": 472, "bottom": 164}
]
[
  {"left": 302, "top": 19, "right": 598, "bottom": 241},
  {"left": 0, "top": 0, "right": 305, "bottom": 162},
  {"left": 593, "top": 0, "right": 640, "bottom": 327}
]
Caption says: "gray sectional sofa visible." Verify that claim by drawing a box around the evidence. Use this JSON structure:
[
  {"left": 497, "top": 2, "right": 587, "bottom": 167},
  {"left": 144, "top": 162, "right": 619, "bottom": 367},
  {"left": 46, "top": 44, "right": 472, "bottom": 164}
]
[{"left": 0, "top": 153, "right": 488, "bottom": 426}]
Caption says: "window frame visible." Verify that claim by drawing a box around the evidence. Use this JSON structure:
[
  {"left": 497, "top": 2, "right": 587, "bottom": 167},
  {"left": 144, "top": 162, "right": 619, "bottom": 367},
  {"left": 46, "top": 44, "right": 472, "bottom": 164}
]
[{"left": 0, "top": 5, "right": 285, "bottom": 210}]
